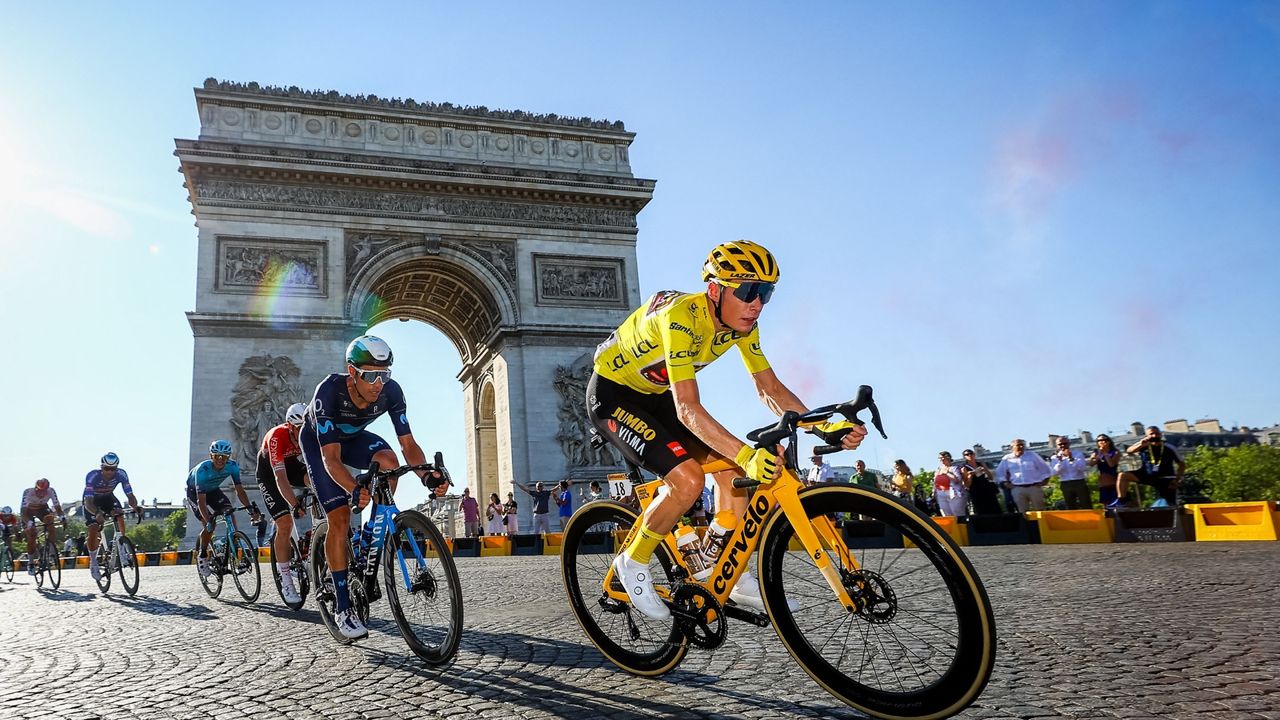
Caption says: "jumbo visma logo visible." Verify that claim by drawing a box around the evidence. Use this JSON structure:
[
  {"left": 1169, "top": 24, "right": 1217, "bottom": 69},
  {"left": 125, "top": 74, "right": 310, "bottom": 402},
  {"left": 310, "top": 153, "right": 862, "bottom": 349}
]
[{"left": 609, "top": 408, "right": 657, "bottom": 441}]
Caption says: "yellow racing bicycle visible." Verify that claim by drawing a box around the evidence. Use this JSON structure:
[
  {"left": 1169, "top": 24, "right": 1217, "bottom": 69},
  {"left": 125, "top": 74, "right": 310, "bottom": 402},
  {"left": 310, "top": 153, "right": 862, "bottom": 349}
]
[{"left": 561, "top": 386, "right": 996, "bottom": 720}]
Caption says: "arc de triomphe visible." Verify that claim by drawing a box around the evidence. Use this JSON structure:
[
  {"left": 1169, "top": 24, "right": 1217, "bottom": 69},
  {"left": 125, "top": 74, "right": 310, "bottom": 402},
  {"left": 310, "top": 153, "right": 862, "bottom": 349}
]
[{"left": 176, "top": 79, "right": 650, "bottom": 535}]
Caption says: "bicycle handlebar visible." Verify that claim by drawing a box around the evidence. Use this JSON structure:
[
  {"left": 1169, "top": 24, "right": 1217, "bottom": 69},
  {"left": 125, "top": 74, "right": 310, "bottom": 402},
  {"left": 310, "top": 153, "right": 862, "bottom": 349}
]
[{"left": 351, "top": 452, "right": 450, "bottom": 508}]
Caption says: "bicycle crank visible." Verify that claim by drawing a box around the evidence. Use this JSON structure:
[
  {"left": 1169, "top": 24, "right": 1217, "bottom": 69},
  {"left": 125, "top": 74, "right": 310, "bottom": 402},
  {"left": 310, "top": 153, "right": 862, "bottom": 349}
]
[{"left": 672, "top": 584, "right": 727, "bottom": 650}]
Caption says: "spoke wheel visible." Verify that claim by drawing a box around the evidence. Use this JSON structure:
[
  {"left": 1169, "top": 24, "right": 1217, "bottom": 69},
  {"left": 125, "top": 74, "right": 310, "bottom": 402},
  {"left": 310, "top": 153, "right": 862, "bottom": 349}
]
[
  {"left": 2, "top": 547, "right": 12, "bottom": 582},
  {"left": 94, "top": 541, "right": 112, "bottom": 593},
  {"left": 560, "top": 501, "right": 687, "bottom": 676},
  {"left": 382, "top": 509, "right": 463, "bottom": 665},
  {"left": 43, "top": 541, "right": 61, "bottom": 589},
  {"left": 270, "top": 536, "right": 309, "bottom": 610},
  {"left": 311, "top": 521, "right": 353, "bottom": 644},
  {"left": 117, "top": 536, "right": 140, "bottom": 596},
  {"left": 758, "top": 485, "right": 996, "bottom": 720},
  {"left": 198, "top": 542, "right": 223, "bottom": 598},
  {"left": 230, "top": 531, "right": 260, "bottom": 603}
]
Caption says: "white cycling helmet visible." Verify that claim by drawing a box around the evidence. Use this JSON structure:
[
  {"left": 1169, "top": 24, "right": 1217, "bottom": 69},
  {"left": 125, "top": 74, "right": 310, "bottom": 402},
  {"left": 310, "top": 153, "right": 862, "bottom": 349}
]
[
  {"left": 346, "top": 335, "right": 394, "bottom": 368},
  {"left": 101, "top": 452, "right": 120, "bottom": 467},
  {"left": 285, "top": 402, "right": 307, "bottom": 427}
]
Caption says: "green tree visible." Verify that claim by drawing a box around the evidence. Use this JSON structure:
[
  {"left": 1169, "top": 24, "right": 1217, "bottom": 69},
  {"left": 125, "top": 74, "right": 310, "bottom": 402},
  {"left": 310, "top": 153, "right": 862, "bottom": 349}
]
[
  {"left": 130, "top": 522, "right": 167, "bottom": 552},
  {"left": 1186, "top": 444, "right": 1280, "bottom": 502},
  {"left": 164, "top": 509, "right": 187, "bottom": 547}
]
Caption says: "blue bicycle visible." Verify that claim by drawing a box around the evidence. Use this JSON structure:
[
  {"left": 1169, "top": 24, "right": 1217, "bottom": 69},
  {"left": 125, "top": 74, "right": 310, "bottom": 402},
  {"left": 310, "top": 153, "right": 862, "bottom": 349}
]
[
  {"left": 197, "top": 504, "right": 261, "bottom": 603},
  {"left": 311, "top": 452, "right": 462, "bottom": 665}
]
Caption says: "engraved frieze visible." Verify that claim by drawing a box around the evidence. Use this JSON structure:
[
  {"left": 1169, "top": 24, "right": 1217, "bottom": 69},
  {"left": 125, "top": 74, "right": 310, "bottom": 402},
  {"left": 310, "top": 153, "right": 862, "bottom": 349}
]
[
  {"left": 216, "top": 237, "right": 326, "bottom": 296},
  {"left": 534, "top": 254, "right": 626, "bottom": 308}
]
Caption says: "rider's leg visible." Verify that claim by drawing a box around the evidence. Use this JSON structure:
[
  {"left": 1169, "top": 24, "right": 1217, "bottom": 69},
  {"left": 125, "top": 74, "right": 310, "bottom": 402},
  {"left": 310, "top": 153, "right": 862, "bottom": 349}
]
[
  {"left": 624, "top": 459, "right": 704, "bottom": 565},
  {"left": 23, "top": 520, "right": 37, "bottom": 559},
  {"left": 87, "top": 517, "right": 101, "bottom": 552},
  {"left": 710, "top": 468, "right": 747, "bottom": 518},
  {"left": 372, "top": 448, "right": 399, "bottom": 496},
  {"left": 325, "top": 503, "right": 354, "bottom": 612}
]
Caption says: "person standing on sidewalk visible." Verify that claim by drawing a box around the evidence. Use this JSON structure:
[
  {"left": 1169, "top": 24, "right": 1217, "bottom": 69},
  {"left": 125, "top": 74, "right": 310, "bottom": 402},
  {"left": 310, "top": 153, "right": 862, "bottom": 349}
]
[
  {"left": 995, "top": 439, "right": 1052, "bottom": 512},
  {"left": 459, "top": 488, "right": 480, "bottom": 537},
  {"left": 1051, "top": 436, "right": 1092, "bottom": 509},
  {"left": 518, "top": 482, "right": 553, "bottom": 535},
  {"left": 554, "top": 480, "right": 573, "bottom": 531}
]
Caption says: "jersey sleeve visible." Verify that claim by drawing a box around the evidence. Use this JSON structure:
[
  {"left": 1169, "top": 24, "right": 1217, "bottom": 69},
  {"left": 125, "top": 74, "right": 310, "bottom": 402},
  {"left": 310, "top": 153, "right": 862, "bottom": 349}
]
[
  {"left": 736, "top": 326, "right": 771, "bottom": 374},
  {"left": 83, "top": 471, "right": 97, "bottom": 498},
  {"left": 386, "top": 381, "right": 412, "bottom": 437},
  {"left": 49, "top": 488, "right": 60, "bottom": 507},
  {"left": 313, "top": 379, "right": 341, "bottom": 446},
  {"left": 267, "top": 427, "right": 289, "bottom": 470},
  {"left": 660, "top": 303, "right": 704, "bottom": 385},
  {"left": 118, "top": 469, "right": 133, "bottom": 495}
]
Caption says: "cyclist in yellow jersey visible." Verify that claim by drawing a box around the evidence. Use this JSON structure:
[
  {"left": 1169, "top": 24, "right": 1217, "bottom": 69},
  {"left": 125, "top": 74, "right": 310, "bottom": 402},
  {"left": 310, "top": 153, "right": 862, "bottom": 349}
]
[{"left": 587, "top": 240, "right": 867, "bottom": 620}]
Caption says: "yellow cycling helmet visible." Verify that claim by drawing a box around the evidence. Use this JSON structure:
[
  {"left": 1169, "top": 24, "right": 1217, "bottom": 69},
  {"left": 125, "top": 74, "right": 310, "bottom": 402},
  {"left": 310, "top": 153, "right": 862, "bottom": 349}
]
[{"left": 701, "top": 240, "right": 780, "bottom": 284}]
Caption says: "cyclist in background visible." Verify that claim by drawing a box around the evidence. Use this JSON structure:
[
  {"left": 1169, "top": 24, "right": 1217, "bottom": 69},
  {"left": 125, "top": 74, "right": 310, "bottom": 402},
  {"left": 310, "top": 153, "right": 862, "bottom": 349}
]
[
  {"left": 187, "top": 440, "right": 259, "bottom": 579},
  {"left": 0, "top": 505, "right": 18, "bottom": 560},
  {"left": 301, "top": 335, "right": 442, "bottom": 641},
  {"left": 20, "top": 479, "right": 66, "bottom": 576},
  {"left": 588, "top": 240, "right": 866, "bottom": 619},
  {"left": 257, "top": 402, "right": 311, "bottom": 605},
  {"left": 83, "top": 452, "right": 144, "bottom": 581}
]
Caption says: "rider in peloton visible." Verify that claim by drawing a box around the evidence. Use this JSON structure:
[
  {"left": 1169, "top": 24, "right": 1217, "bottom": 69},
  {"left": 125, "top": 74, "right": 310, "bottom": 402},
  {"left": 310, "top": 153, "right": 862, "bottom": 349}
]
[
  {"left": 0, "top": 505, "right": 19, "bottom": 561},
  {"left": 187, "top": 440, "right": 260, "bottom": 579},
  {"left": 588, "top": 240, "right": 866, "bottom": 620},
  {"left": 256, "top": 402, "right": 311, "bottom": 605},
  {"left": 84, "top": 452, "right": 144, "bottom": 580},
  {"left": 19, "top": 479, "right": 66, "bottom": 575},
  {"left": 300, "top": 335, "right": 442, "bottom": 641}
]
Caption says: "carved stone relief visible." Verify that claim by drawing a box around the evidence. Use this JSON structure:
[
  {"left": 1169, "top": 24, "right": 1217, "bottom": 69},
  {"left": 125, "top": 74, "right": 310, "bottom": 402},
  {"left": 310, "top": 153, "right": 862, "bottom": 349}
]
[
  {"left": 534, "top": 254, "right": 626, "bottom": 308},
  {"left": 553, "top": 352, "right": 620, "bottom": 468},
  {"left": 216, "top": 237, "right": 326, "bottom": 296},
  {"left": 196, "top": 180, "right": 636, "bottom": 229},
  {"left": 229, "top": 355, "right": 304, "bottom": 466}
]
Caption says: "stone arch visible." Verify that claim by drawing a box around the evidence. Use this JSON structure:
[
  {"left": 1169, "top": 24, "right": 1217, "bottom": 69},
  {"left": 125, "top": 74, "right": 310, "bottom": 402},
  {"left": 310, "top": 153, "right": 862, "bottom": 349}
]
[{"left": 475, "top": 378, "right": 499, "bottom": 506}]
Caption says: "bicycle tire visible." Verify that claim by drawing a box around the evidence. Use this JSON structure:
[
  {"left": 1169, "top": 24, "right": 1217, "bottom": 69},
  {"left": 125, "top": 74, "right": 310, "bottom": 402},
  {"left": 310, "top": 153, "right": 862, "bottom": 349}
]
[
  {"left": 94, "top": 542, "right": 112, "bottom": 593},
  {"left": 1, "top": 547, "right": 12, "bottom": 582},
  {"left": 198, "top": 542, "right": 223, "bottom": 598},
  {"left": 310, "top": 520, "right": 352, "bottom": 644},
  {"left": 382, "top": 509, "right": 463, "bottom": 665},
  {"left": 561, "top": 500, "right": 687, "bottom": 676},
  {"left": 117, "top": 536, "right": 140, "bottom": 597},
  {"left": 44, "top": 540, "right": 61, "bottom": 589},
  {"left": 757, "top": 485, "right": 996, "bottom": 720},
  {"left": 270, "top": 537, "right": 308, "bottom": 610},
  {"left": 231, "top": 531, "right": 261, "bottom": 603}
]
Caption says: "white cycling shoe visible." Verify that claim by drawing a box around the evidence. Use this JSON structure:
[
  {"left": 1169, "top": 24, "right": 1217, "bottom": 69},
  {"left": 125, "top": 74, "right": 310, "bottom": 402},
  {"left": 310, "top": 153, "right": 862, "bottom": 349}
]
[
  {"left": 89, "top": 561, "right": 101, "bottom": 581},
  {"left": 611, "top": 554, "right": 671, "bottom": 621},
  {"left": 197, "top": 558, "right": 211, "bottom": 580},
  {"left": 730, "top": 570, "right": 799, "bottom": 613},
  {"left": 335, "top": 607, "right": 369, "bottom": 640},
  {"left": 279, "top": 573, "right": 302, "bottom": 605}
]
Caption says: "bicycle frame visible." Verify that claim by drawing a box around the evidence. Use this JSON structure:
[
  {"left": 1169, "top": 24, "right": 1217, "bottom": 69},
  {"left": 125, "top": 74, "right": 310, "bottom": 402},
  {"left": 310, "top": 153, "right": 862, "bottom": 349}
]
[
  {"left": 606, "top": 457, "right": 861, "bottom": 613},
  {"left": 358, "top": 484, "right": 431, "bottom": 593}
]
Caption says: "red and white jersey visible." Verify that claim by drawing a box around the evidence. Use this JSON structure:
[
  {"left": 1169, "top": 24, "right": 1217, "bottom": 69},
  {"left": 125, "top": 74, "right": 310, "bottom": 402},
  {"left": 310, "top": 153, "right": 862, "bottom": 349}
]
[
  {"left": 259, "top": 422, "right": 302, "bottom": 471},
  {"left": 21, "top": 486, "right": 60, "bottom": 511}
]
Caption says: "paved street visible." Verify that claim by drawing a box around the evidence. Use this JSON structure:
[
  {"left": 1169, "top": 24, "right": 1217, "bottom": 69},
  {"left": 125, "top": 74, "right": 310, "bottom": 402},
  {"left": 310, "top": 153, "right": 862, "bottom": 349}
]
[{"left": 1, "top": 542, "right": 1277, "bottom": 720}]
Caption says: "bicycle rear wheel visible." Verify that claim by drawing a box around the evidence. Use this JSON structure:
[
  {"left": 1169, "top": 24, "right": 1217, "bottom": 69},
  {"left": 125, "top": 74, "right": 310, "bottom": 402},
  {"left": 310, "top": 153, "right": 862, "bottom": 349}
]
[
  {"left": 311, "top": 520, "right": 352, "bottom": 644},
  {"left": 198, "top": 543, "right": 223, "bottom": 598},
  {"left": 757, "top": 485, "right": 996, "bottom": 720},
  {"left": 270, "top": 537, "right": 308, "bottom": 610},
  {"left": 43, "top": 541, "right": 61, "bottom": 589},
  {"left": 94, "top": 542, "right": 113, "bottom": 593},
  {"left": 560, "top": 501, "right": 687, "bottom": 676},
  {"left": 231, "top": 531, "right": 260, "bottom": 602},
  {"left": 1, "top": 548, "right": 12, "bottom": 582},
  {"left": 382, "top": 509, "right": 462, "bottom": 665},
  {"left": 117, "top": 536, "right": 140, "bottom": 596}
]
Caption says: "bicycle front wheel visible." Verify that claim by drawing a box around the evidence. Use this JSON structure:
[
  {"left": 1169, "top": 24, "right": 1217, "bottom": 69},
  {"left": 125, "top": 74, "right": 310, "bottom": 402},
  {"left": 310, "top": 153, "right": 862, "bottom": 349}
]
[
  {"left": 94, "top": 543, "right": 112, "bottom": 593},
  {"left": 270, "top": 537, "right": 308, "bottom": 610},
  {"left": 2, "top": 548, "right": 12, "bottom": 582},
  {"left": 758, "top": 485, "right": 996, "bottom": 720},
  {"left": 560, "top": 501, "right": 687, "bottom": 676},
  {"left": 231, "top": 531, "right": 260, "bottom": 603},
  {"left": 117, "top": 536, "right": 140, "bottom": 596},
  {"left": 43, "top": 541, "right": 61, "bottom": 589},
  {"left": 382, "top": 509, "right": 462, "bottom": 665},
  {"left": 198, "top": 543, "right": 223, "bottom": 598}
]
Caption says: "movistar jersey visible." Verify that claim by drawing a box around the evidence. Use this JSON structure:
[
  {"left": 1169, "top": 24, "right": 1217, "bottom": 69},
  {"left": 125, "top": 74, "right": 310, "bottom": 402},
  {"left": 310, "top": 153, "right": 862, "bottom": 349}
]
[
  {"left": 83, "top": 468, "right": 133, "bottom": 498},
  {"left": 594, "top": 290, "right": 771, "bottom": 394},
  {"left": 306, "top": 374, "right": 411, "bottom": 446},
  {"left": 187, "top": 460, "right": 242, "bottom": 493}
]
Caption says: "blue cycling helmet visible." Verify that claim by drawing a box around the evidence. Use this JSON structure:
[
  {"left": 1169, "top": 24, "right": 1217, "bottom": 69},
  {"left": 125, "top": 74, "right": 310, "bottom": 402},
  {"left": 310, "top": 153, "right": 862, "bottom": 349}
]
[
  {"left": 101, "top": 452, "right": 120, "bottom": 468},
  {"left": 209, "top": 439, "right": 233, "bottom": 456},
  {"left": 346, "top": 335, "right": 393, "bottom": 368}
]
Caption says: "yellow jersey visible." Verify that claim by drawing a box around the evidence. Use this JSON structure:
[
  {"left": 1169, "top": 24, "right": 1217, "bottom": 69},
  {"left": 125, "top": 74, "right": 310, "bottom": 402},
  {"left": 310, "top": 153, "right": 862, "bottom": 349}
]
[{"left": 593, "top": 290, "right": 771, "bottom": 394}]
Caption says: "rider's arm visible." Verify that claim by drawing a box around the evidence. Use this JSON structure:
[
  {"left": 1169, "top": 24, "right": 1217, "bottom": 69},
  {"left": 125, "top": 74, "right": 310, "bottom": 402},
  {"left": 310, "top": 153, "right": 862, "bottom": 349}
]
[
  {"left": 125, "top": 492, "right": 141, "bottom": 513},
  {"left": 395, "top": 432, "right": 429, "bottom": 478},
  {"left": 671, "top": 377, "right": 752, "bottom": 461},
  {"left": 197, "top": 492, "right": 211, "bottom": 523},
  {"left": 273, "top": 467, "right": 299, "bottom": 510},
  {"left": 386, "top": 383, "right": 432, "bottom": 482},
  {"left": 749, "top": 367, "right": 808, "bottom": 417}
]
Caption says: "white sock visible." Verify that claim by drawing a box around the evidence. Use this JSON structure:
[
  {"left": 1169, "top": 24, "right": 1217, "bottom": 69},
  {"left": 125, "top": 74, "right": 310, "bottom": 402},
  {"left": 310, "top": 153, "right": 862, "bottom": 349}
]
[{"left": 277, "top": 562, "right": 292, "bottom": 578}]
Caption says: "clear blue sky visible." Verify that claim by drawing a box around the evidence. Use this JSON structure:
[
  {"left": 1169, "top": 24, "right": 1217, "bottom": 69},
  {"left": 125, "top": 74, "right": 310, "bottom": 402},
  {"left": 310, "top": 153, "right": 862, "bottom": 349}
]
[{"left": 2, "top": 2, "right": 1278, "bottom": 510}]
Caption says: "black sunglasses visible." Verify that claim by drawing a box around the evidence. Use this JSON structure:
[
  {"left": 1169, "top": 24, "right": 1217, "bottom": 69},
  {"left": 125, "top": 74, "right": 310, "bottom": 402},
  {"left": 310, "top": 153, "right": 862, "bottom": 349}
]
[{"left": 727, "top": 281, "right": 776, "bottom": 305}]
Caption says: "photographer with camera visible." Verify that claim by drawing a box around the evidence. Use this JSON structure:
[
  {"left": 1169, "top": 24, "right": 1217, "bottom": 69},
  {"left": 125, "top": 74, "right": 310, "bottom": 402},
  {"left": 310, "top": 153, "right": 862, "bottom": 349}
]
[{"left": 1109, "top": 425, "right": 1183, "bottom": 508}]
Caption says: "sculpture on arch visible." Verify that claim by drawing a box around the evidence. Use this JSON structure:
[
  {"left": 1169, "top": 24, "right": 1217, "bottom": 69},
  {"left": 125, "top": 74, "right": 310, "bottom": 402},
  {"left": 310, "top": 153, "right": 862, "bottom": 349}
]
[
  {"left": 553, "top": 352, "right": 621, "bottom": 468},
  {"left": 229, "top": 355, "right": 304, "bottom": 465}
]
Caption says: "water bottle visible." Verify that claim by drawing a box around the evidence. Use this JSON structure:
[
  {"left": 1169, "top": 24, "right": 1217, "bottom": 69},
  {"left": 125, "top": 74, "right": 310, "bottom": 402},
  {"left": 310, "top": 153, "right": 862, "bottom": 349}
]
[
  {"left": 695, "top": 510, "right": 738, "bottom": 581},
  {"left": 674, "top": 524, "right": 708, "bottom": 578}
]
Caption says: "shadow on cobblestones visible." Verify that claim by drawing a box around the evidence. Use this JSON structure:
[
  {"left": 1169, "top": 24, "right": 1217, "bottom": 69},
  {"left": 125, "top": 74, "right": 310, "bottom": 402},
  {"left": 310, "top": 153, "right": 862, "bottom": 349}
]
[
  {"left": 34, "top": 587, "right": 95, "bottom": 602},
  {"left": 100, "top": 592, "right": 219, "bottom": 620}
]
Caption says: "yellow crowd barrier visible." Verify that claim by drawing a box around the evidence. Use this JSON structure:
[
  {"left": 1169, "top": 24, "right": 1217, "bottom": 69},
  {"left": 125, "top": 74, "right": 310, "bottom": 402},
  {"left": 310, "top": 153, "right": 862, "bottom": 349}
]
[
  {"left": 1026, "top": 509, "right": 1115, "bottom": 544},
  {"left": 1187, "top": 502, "right": 1280, "bottom": 542}
]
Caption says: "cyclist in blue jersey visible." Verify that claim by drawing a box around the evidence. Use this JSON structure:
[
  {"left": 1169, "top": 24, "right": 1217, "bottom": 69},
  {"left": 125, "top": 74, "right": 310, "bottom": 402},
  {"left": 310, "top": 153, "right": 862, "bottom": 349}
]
[
  {"left": 187, "top": 440, "right": 260, "bottom": 579},
  {"left": 84, "top": 452, "right": 143, "bottom": 581},
  {"left": 301, "top": 335, "right": 442, "bottom": 641}
]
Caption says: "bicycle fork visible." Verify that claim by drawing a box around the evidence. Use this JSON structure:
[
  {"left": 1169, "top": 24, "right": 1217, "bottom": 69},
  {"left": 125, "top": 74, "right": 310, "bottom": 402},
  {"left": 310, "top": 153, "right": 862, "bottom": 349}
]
[{"left": 773, "top": 483, "right": 860, "bottom": 613}]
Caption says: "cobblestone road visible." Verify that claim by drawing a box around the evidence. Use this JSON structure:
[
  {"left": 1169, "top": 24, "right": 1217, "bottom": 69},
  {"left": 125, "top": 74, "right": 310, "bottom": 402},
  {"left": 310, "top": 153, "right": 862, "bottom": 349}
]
[{"left": 1, "top": 542, "right": 1276, "bottom": 719}]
